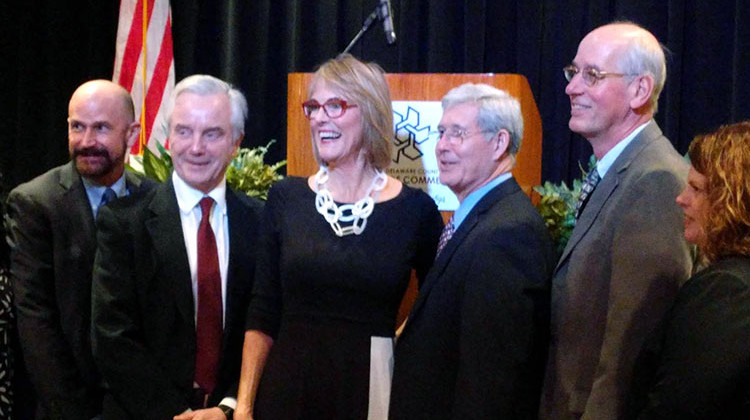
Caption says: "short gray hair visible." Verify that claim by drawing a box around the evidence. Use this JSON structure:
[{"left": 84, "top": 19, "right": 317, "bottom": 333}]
[
  {"left": 169, "top": 74, "right": 248, "bottom": 140},
  {"left": 613, "top": 21, "right": 667, "bottom": 113},
  {"left": 441, "top": 83, "right": 524, "bottom": 156}
]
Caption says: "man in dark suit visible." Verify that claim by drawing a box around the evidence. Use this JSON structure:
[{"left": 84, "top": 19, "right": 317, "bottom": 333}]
[
  {"left": 91, "top": 74, "right": 263, "bottom": 420},
  {"left": 539, "top": 22, "right": 693, "bottom": 420},
  {"left": 389, "top": 83, "right": 556, "bottom": 419},
  {"left": 5, "top": 80, "right": 155, "bottom": 419}
]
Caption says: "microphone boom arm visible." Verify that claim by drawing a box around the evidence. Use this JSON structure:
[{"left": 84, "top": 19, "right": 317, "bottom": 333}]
[{"left": 342, "top": 5, "right": 383, "bottom": 54}]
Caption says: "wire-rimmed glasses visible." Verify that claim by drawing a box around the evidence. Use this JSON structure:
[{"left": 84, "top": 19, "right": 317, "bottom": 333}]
[{"left": 563, "top": 64, "right": 638, "bottom": 87}]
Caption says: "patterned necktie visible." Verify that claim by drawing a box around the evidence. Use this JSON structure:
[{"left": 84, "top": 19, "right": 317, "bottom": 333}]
[
  {"left": 95, "top": 188, "right": 118, "bottom": 218},
  {"left": 436, "top": 216, "right": 455, "bottom": 259},
  {"left": 575, "top": 168, "right": 600, "bottom": 220},
  {"left": 194, "top": 197, "right": 222, "bottom": 396},
  {"left": 99, "top": 188, "right": 117, "bottom": 207}
]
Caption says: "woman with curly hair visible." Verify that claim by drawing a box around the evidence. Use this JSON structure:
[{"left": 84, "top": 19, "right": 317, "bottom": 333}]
[{"left": 628, "top": 121, "right": 750, "bottom": 419}]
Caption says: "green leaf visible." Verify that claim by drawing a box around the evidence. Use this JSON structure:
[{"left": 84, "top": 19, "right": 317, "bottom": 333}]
[
  {"left": 143, "top": 146, "right": 172, "bottom": 182},
  {"left": 125, "top": 140, "right": 285, "bottom": 200},
  {"left": 534, "top": 154, "right": 597, "bottom": 255}
]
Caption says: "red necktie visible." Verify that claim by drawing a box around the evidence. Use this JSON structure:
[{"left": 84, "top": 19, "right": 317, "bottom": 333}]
[{"left": 195, "top": 197, "right": 222, "bottom": 395}]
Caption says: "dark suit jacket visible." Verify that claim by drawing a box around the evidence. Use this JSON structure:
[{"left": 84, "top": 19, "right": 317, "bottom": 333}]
[
  {"left": 5, "top": 161, "right": 154, "bottom": 419},
  {"left": 627, "top": 256, "right": 750, "bottom": 419},
  {"left": 389, "top": 178, "right": 556, "bottom": 420},
  {"left": 91, "top": 178, "right": 263, "bottom": 420},
  {"left": 540, "top": 122, "right": 694, "bottom": 420}
]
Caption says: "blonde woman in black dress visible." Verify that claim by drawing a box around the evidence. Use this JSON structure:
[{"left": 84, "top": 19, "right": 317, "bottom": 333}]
[{"left": 234, "top": 54, "right": 442, "bottom": 420}]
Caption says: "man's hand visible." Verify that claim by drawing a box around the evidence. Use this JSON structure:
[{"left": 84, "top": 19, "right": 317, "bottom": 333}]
[{"left": 174, "top": 407, "right": 226, "bottom": 420}]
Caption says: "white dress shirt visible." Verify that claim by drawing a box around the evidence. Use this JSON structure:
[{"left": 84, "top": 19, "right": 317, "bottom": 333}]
[
  {"left": 172, "top": 172, "right": 237, "bottom": 410},
  {"left": 172, "top": 172, "right": 230, "bottom": 326}
]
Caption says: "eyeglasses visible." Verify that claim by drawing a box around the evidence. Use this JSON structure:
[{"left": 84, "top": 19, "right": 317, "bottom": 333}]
[
  {"left": 302, "top": 99, "right": 358, "bottom": 119},
  {"left": 431, "top": 126, "right": 495, "bottom": 146},
  {"left": 563, "top": 65, "right": 638, "bottom": 87}
]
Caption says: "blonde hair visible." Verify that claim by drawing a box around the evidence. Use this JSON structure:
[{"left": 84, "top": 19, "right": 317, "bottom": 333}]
[
  {"left": 688, "top": 121, "right": 750, "bottom": 262},
  {"left": 308, "top": 53, "right": 393, "bottom": 170}
]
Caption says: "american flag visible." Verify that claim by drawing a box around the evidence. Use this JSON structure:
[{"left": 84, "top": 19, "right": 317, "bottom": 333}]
[{"left": 113, "top": 0, "right": 175, "bottom": 155}]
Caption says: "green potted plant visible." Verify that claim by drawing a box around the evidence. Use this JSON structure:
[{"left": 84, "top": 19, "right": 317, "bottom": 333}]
[
  {"left": 127, "top": 140, "right": 286, "bottom": 200},
  {"left": 534, "top": 155, "right": 596, "bottom": 255}
]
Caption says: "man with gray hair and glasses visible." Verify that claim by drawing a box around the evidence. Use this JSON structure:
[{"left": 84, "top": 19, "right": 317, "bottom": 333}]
[
  {"left": 390, "top": 83, "right": 555, "bottom": 419},
  {"left": 540, "top": 22, "right": 693, "bottom": 420},
  {"left": 92, "top": 74, "right": 263, "bottom": 419}
]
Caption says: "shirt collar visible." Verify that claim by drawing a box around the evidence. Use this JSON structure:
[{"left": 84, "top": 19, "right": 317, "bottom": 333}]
[
  {"left": 81, "top": 173, "right": 128, "bottom": 199},
  {"left": 453, "top": 172, "right": 512, "bottom": 229},
  {"left": 172, "top": 171, "right": 227, "bottom": 215},
  {"left": 596, "top": 120, "right": 650, "bottom": 178}
]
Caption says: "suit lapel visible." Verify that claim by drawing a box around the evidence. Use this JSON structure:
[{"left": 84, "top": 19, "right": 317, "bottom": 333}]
[
  {"left": 59, "top": 162, "right": 96, "bottom": 243},
  {"left": 556, "top": 170, "right": 619, "bottom": 268},
  {"left": 405, "top": 179, "right": 522, "bottom": 330},
  {"left": 124, "top": 170, "right": 147, "bottom": 194},
  {"left": 145, "top": 180, "right": 194, "bottom": 325},
  {"left": 224, "top": 190, "right": 250, "bottom": 333},
  {"left": 556, "top": 121, "right": 661, "bottom": 270}
]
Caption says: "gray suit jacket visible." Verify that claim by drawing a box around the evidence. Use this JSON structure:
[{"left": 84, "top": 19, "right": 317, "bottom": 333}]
[
  {"left": 540, "top": 121, "right": 693, "bottom": 420},
  {"left": 5, "top": 161, "right": 155, "bottom": 419}
]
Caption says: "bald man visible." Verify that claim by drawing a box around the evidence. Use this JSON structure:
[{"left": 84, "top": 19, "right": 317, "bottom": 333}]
[
  {"left": 539, "top": 23, "right": 693, "bottom": 419},
  {"left": 5, "top": 80, "right": 155, "bottom": 419}
]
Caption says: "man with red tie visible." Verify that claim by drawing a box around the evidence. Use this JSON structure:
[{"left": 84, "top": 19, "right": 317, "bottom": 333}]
[{"left": 92, "top": 75, "right": 263, "bottom": 420}]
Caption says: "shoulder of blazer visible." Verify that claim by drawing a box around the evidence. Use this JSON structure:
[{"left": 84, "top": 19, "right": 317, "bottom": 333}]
[
  {"left": 226, "top": 187, "right": 264, "bottom": 219},
  {"left": 55, "top": 163, "right": 93, "bottom": 221},
  {"left": 144, "top": 178, "right": 180, "bottom": 217},
  {"left": 10, "top": 162, "right": 82, "bottom": 203},
  {"left": 470, "top": 177, "right": 523, "bottom": 217},
  {"left": 609, "top": 121, "right": 662, "bottom": 175},
  {"left": 124, "top": 170, "right": 158, "bottom": 194},
  {"left": 57, "top": 161, "right": 81, "bottom": 191}
]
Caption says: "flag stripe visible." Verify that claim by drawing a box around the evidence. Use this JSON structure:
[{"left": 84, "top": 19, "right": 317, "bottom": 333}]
[
  {"left": 112, "top": 0, "right": 135, "bottom": 82},
  {"left": 118, "top": 0, "right": 145, "bottom": 90},
  {"left": 114, "top": 0, "right": 174, "bottom": 155},
  {"left": 143, "top": 15, "right": 173, "bottom": 143}
]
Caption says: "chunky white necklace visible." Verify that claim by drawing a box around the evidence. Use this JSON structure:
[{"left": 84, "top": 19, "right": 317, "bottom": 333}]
[{"left": 314, "top": 166, "right": 387, "bottom": 236}]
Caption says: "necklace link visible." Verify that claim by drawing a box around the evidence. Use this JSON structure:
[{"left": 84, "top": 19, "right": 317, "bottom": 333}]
[{"left": 314, "top": 166, "right": 387, "bottom": 236}]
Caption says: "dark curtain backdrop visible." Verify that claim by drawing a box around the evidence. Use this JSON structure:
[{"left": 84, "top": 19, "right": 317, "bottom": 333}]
[{"left": 2, "top": 0, "right": 749, "bottom": 190}]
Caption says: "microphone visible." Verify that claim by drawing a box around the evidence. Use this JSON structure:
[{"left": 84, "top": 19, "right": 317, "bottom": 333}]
[{"left": 378, "top": 0, "right": 397, "bottom": 44}]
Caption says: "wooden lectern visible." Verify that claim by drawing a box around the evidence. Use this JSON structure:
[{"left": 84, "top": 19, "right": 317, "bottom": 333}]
[{"left": 286, "top": 73, "right": 542, "bottom": 325}]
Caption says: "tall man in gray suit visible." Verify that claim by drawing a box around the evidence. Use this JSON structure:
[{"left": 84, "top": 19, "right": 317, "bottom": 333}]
[
  {"left": 5, "top": 80, "right": 155, "bottom": 419},
  {"left": 92, "top": 75, "right": 263, "bottom": 420},
  {"left": 390, "top": 83, "right": 556, "bottom": 419},
  {"left": 540, "top": 22, "right": 693, "bottom": 420}
]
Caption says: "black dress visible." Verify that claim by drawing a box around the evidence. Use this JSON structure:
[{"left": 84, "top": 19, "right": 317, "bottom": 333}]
[
  {"left": 246, "top": 177, "right": 443, "bottom": 420},
  {"left": 628, "top": 256, "right": 750, "bottom": 419}
]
